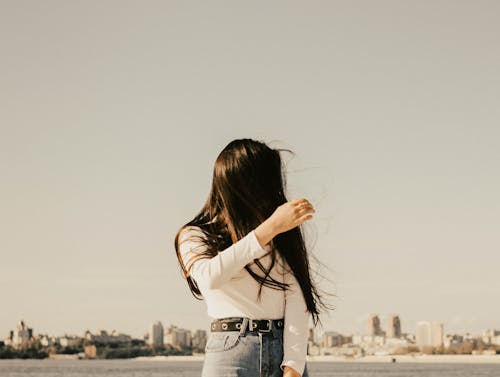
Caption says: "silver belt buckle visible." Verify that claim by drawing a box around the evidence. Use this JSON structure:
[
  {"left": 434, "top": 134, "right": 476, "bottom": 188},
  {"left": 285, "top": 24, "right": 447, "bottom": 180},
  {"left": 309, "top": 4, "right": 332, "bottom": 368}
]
[{"left": 258, "top": 319, "right": 272, "bottom": 333}]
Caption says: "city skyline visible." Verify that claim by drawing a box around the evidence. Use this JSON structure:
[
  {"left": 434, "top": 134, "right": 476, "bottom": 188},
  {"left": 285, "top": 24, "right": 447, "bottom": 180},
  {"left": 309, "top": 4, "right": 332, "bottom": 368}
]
[
  {"left": 3, "top": 313, "right": 496, "bottom": 341},
  {"left": 1, "top": 2, "right": 499, "bottom": 340},
  {"left": 5, "top": 316, "right": 499, "bottom": 360}
]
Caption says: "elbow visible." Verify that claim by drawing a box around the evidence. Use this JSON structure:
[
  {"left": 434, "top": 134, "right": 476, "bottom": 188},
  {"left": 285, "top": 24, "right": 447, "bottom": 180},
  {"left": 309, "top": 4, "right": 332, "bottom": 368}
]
[{"left": 191, "top": 261, "right": 225, "bottom": 289}]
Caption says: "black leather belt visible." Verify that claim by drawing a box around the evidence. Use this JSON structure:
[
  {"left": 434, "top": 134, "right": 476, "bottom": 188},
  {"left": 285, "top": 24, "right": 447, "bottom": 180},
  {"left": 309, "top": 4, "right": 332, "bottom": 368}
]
[{"left": 211, "top": 317, "right": 284, "bottom": 333}]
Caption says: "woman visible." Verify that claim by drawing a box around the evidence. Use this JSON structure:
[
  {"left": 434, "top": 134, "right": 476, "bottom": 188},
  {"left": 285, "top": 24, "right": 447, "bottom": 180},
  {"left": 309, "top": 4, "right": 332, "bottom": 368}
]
[{"left": 175, "top": 138, "right": 330, "bottom": 377}]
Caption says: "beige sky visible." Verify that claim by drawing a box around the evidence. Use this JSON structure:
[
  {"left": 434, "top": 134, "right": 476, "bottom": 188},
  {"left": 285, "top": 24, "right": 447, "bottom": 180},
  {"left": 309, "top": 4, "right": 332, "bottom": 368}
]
[{"left": 1, "top": 1, "right": 499, "bottom": 339}]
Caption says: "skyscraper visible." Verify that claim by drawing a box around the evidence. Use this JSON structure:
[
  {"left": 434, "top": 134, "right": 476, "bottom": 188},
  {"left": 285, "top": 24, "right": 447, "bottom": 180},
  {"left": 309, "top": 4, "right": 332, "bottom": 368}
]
[
  {"left": 416, "top": 321, "right": 431, "bottom": 348},
  {"left": 367, "top": 314, "right": 383, "bottom": 336},
  {"left": 431, "top": 322, "right": 444, "bottom": 347},
  {"left": 11, "top": 320, "right": 32, "bottom": 348},
  {"left": 387, "top": 314, "right": 401, "bottom": 338},
  {"left": 416, "top": 320, "right": 444, "bottom": 349},
  {"left": 149, "top": 321, "right": 164, "bottom": 346}
]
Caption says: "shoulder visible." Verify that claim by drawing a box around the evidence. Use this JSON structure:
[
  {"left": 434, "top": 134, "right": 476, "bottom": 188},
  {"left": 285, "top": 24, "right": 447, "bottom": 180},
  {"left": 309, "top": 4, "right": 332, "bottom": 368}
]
[{"left": 178, "top": 225, "right": 206, "bottom": 243}]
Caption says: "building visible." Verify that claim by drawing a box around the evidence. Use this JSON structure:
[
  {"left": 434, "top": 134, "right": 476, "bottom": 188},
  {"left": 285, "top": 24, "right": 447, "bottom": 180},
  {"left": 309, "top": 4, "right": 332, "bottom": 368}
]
[
  {"left": 191, "top": 329, "right": 207, "bottom": 350},
  {"left": 431, "top": 322, "right": 444, "bottom": 347},
  {"left": 416, "top": 321, "right": 444, "bottom": 349},
  {"left": 59, "top": 335, "right": 81, "bottom": 347},
  {"left": 7, "top": 320, "right": 33, "bottom": 349},
  {"left": 322, "top": 331, "right": 346, "bottom": 347},
  {"left": 38, "top": 334, "right": 58, "bottom": 347},
  {"left": 149, "top": 321, "right": 164, "bottom": 346},
  {"left": 307, "top": 326, "right": 323, "bottom": 346},
  {"left": 84, "top": 344, "right": 97, "bottom": 359},
  {"left": 387, "top": 314, "right": 401, "bottom": 338},
  {"left": 164, "top": 325, "right": 191, "bottom": 348},
  {"left": 353, "top": 334, "right": 386, "bottom": 346},
  {"left": 367, "top": 314, "right": 383, "bottom": 336},
  {"left": 444, "top": 334, "right": 464, "bottom": 348},
  {"left": 416, "top": 321, "right": 432, "bottom": 349},
  {"left": 482, "top": 329, "right": 500, "bottom": 345},
  {"left": 84, "top": 330, "right": 131, "bottom": 344}
]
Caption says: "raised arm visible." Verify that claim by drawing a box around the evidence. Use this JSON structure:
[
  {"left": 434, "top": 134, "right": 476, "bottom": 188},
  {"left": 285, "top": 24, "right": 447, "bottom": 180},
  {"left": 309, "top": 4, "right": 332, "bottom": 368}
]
[
  {"left": 280, "top": 260, "right": 310, "bottom": 377},
  {"left": 178, "top": 226, "right": 270, "bottom": 289},
  {"left": 179, "top": 198, "right": 315, "bottom": 291}
]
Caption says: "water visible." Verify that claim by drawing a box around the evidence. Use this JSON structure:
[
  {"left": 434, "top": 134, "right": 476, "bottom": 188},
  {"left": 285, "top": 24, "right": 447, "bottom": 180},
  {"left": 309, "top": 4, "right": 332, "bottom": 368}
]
[{"left": 0, "top": 359, "right": 498, "bottom": 377}]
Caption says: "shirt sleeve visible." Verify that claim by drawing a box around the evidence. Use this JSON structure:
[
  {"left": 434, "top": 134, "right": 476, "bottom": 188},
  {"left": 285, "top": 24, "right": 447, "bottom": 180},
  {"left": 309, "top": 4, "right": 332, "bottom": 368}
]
[
  {"left": 178, "top": 226, "right": 270, "bottom": 289},
  {"left": 280, "top": 260, "right": 310, "bottom": 377}
]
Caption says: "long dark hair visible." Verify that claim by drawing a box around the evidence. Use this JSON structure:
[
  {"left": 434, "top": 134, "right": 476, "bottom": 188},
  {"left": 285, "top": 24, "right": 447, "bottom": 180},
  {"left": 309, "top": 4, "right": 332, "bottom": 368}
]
[{"left": 174, "top": 138, "right": 333, "bottom": 327}]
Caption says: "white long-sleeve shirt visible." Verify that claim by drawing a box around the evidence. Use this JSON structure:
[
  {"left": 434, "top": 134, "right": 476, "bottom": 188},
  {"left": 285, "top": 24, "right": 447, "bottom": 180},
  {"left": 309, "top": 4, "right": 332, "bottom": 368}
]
[{"left": 178, "top": 225, "right": 310, "bottom": 376}]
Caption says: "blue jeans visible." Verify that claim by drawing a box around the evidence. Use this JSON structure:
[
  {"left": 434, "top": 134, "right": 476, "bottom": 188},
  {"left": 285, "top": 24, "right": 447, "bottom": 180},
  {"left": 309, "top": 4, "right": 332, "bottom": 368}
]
[{"left": 201, "top": 317, "right": 310, "bottom": 377}]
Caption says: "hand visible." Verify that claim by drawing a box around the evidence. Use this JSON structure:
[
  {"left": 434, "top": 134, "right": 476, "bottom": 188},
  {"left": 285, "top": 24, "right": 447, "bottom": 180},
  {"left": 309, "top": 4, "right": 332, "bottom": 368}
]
[
  {"left": 283, "top": 365, "right": 302, "bottom": 377},
  {"left": 269, "top": 198, "right": 315, "bottom": 235},
  {"left": 254, "top": 198, "right": 315, "bottom": 248}
]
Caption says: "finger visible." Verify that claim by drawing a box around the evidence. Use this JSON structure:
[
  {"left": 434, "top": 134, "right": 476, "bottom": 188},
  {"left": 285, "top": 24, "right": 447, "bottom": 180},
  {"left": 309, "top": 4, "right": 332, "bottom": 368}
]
[
  {"left": 294, "top": 202, "right": 311, "bottom": 212},
  {"left": 296, "top": 210, "right": 313, "bottom": 220},
  {"left": 297, "top": 214, "right": 314, "bottom": 224},
  {"left": 294, "top": 206, "right": 313, "bottom": 218},
  {"left": 298, "top": 204, "right": 315, "bottom": 215},
  {"left": 296, "top": 201, "right": 307, "bottom": 208}
]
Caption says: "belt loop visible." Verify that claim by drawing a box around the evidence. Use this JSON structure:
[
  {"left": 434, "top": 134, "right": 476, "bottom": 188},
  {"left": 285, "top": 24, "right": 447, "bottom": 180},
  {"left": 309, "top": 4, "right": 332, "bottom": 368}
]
[{"left": 239, "top": 317, "right": 249, "bottom": 337}]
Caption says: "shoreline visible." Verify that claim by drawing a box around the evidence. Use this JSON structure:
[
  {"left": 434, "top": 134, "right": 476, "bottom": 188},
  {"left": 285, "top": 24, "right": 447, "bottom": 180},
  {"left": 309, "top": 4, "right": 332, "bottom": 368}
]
[
  {"left": 131, "top": 354, "right": 500, "bottom": 364},
  {"left": 308, "top": 354, "right": 500, "bottom": 363},
  {"left": 1, "top": 354, "right": 498, "bottom": 363}
]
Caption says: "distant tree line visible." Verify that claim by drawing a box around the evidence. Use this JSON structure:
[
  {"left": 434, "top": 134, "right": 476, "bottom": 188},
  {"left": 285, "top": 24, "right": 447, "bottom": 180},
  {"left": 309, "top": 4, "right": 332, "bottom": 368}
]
[
  {"left": 0, "top": 345, "right": 48, "bottom": 359},
  {"left": 0, "top": 339, "right": 196, "bottom": 359}
]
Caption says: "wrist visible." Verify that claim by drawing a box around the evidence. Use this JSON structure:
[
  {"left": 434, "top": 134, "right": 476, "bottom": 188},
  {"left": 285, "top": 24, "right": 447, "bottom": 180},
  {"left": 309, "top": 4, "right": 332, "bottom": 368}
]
[
  {"left": 254, "top": 219, "right": 278, "bottom": 248},
  {"left": 283, "top": 365, "right": 301, "bottom": 377}
]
